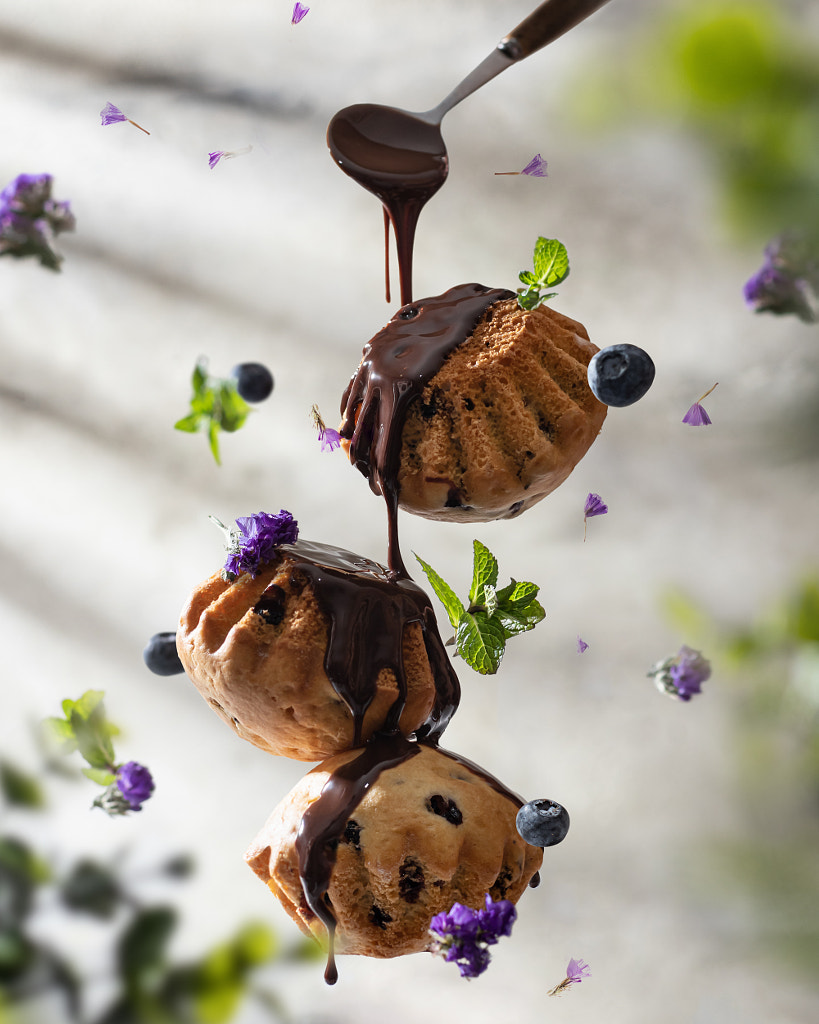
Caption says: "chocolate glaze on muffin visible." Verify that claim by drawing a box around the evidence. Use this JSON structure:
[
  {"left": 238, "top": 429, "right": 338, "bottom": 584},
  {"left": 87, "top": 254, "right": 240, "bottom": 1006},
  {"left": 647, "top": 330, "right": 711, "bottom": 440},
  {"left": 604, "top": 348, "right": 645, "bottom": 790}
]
[
  {"left": 340, "top": 285, "right": 607, "bottom": 558},
  {"left": 177, "top": 540, "right": 460, "bottom": 761}
]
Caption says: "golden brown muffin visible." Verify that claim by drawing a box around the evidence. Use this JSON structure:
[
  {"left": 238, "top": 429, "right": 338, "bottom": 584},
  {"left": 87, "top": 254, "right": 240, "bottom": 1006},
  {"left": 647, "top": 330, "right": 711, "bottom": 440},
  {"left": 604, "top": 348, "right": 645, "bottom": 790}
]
[
  {"left": 177, "top": 540, "right": 452, "bottom": 761},
  {"left": 340, "top": 285, "right": 607, "bottom": 524},
  {"left": 245, "top": 739, "right": 543, "bottom": 961}
]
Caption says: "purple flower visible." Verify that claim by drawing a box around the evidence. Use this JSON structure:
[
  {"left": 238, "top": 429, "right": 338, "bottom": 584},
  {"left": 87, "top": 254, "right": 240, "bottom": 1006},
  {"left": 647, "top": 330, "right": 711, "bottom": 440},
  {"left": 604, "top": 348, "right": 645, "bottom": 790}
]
[
  {"left": 0, "top": 174, "right": 74, "bottom": 270},
  {"left": 208, "top": 151, "right": 224, "bottom": 169},
  {"left": 648, "top": 645, "right": 711, "bottom": 701},
  {"left": 583, "top": 492, "right": 607, "bottom": 540},
  {"left": 576, "top": 635, "right": 589, "bottom": 654},
  {"left": 548, "top": 957, "right": 591, "bottom": 995},
  {"left": 429, "top": 895, "right": 516, "bottom": 979},
  {"left": 566, "top": 957, "right": 591, "bottom": 983},
  {"left": 291, "top": 2, "right": 309, "bottom": 24},
  {"left": 115, "top": 761, "right": 155, "bottom": 811},
  {"left": 682, "top": 382, "right": 717, "bottom": 427},
  {"left": 100, "top": 101, "right": 128, "bottom": 126},
  {"left": 521, "top": 153, "right": 548, "bottom": 177},
  {"left": 311, "top": 403, "right": 342, "bottom": 452},
  {"left": 100, "top": 101, "right": 150, "bottom": 135},
  {"left": 221, "top": 510, "right": 299, "bottom": 579},
  {"left": 744, "top": 235, "right": 818, "bottom": 323},
  {"left": 0, "top": 173, "right": 53, "bottom": 214}
]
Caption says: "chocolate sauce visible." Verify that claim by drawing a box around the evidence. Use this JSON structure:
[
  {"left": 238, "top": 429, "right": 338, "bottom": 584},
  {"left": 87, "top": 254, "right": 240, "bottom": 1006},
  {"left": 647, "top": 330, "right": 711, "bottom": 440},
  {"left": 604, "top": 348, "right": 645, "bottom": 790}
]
[
  {"left": 271, "top": 540, "right": 460, "bottom": 745},
  {"left": 327, "top": 104, "right": 449, "bottom": 305},
  {"left": 339, "top": 283, "right": 514, "bottom": 576},
  {"left": 294, "top": 732, "right": 528, "bottom": 985}
]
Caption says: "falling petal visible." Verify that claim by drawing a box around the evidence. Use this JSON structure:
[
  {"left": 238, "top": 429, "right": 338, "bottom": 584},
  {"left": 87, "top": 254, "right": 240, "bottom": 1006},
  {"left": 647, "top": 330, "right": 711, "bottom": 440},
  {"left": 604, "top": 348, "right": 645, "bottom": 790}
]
[
  {"left": 291, "top": 2, "right": 310, "bottom": 24},
  {"left": 521, "top": 153, "right": 547, "bottom": 177},
  {"left": 208, "top": 151, "right": 224, "bottom": 169},
  {"left": 682, "top": 402, "right": 711, "bottom": 426},
  {"left": 583, "top": 492, "right": 608, "bottom": 518},
  {"left": 320, "top": 427, "right": 342, "bottom": 452},
  {"left": 576, "top": 636, "right": 589, "bottom": 654},
  {"left": 100, "top": 101, "right": 128, "bottom": 126}
]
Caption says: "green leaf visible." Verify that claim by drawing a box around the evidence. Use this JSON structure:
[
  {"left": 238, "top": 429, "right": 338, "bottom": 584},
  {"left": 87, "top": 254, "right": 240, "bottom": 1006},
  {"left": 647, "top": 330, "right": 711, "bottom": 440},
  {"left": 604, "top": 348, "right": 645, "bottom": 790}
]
[
  {"left": 43, "top": 715, "right": 77, "bottom": 752},
  {"left": 208, "top": 420, "right": 222, "bottom": 465},
  {"left": 518, "top": 270, "right": 537, "bottom": 286},
  {"left": 174, "top": 413, "right": 201, "bottom": 433},
  {"left": 468, "top": 540, "right": 499, "bottom": 606},
  {"left": 455, "top": 612, "right": 507, "bottom": 674},
  {"left": 192, "top": 360, "right": 208, "bottom": 397},
  {"left": 118, "top": 907, "right": 176, "bottom": 989},
  {"left": 45, "top": 691, "right": 119, "bottom": 773},
  {"left": 483, "top": 583, "right": 498, "bottom": 619},
  {"left": 233, "top": 922, "right": 278, "bottom": 969},
  {"left": 82, "top": 767, "right": 116, "bottom": 786},
  {"left": 532, "top": 237, "right": 570, "bottom": 287},
  {"left": 498, "top": 598, "right": 546, "bottom": 638},
  {"left": 60, "top": 860, "right": 121, "bottom": 919},
  {"left": 0, "top": 761, "right": 45, "bottom": 809},
  {"left": 500, "top": 580, "right": 540, "bottom": 608},
  {"left": 216, "top": 384, "right": 251, "bottom": 433},
  {"left": 414, "top": 553, "right": 465, "bottom": 628},
  {"left": 516, "top": 286, "right": 541, "bottom": 310}
]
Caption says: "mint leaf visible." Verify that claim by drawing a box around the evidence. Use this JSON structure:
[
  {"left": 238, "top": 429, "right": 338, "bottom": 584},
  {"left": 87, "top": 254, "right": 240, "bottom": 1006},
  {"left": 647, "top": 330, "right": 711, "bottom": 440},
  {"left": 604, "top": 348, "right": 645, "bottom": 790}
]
[
  {"left": 175, "top": 360, "right": 252, "bottom": 465},
  {"left": 516, "top": 236, "right": 570, "bottom": 310},
  {"left": 82, "top": 767, "right": 117, "bottom": 786},
  {"left": 416, "top": 543, "right": 546, "bottom": 674},
  {"left": 533, "top": 237, "right": 570, "bottom": 287},
  {"left": 468, "top": 540, "right": 498, "bottom": 606},
  {"left": 45, "top": 691, "right": 119, "bottom": 776},
  {"left": 455, "top": 612, "right": 507, "bottom": 675},
  {"left": 414, "top": 553, "right": 465, "bottom": 628}
]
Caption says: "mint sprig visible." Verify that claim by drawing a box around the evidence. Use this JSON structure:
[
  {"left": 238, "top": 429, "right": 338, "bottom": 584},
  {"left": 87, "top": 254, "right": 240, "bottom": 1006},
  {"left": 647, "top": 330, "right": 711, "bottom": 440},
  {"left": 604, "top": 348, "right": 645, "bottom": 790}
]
[
  {"left": 517, "top": 237, "right": 570, "bottom": 310},
  {"left": 174, "top": 359, "right": 251, "bottom": 465},
  {"left": 415, "top": 541, "right": 546, "bottom": 675},
  {"left": 43, "top": 691, "right": 120, "bottom": 785}
]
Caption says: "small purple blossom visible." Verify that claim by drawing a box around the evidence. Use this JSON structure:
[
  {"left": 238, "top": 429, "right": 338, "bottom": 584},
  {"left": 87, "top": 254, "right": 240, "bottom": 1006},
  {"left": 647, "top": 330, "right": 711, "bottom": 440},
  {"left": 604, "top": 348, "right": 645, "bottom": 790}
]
[
  {"left": 207, "top": 146, "right": 252, "bottom": 169},
  {"left": 429, "top": 895, "right": 517, "bottom": 979},
  {"left": 0, "top": 173, "right": 74, "bottom": 270},
  {"left": 311, "top": 403, "right": 342, "bottom": 453},
  {"left": 576, "top": 635, "right": 589, "bottom": 654},
  {"left": 291, "top": 2, "right": 310, "bottom": 24},
  {"left": 220, "top": 510, "right": 299, "bottom": 580},
  {"left": 115, "top": 761, "right": 155, "bottom": 811},
  {"left": 521, "top": 153, "right": 548, "bottom": 177},
  {"left": 100, "top": 101, "right": 128, "bottom": 126},
  {"left": 649, "top": 645, "right": 711, "bottom": 702},
  {"left": 682, "top": 382, "right": 717, "bottom": 427},
  {"left": 208, "top": 151, "right": 224, "bottom": 169},
  {"left": 100, "top": 101, "right": 150, "bottom": 135},
  {"left": 744, "top": 235, "right": 818, "bottom": 323},
  {"left": 548, "top": 957, "right": 591, "bottom": 996},
  {"left": 583, "top": 492, "right": 607, "bottom": 540}
]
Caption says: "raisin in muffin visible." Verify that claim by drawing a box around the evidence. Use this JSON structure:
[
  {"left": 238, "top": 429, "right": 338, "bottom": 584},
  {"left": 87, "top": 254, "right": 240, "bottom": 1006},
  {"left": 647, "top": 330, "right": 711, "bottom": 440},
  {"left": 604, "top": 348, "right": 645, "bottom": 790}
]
[
  {"left": 340, "top": 285, "right": 607, "bottom": 524},
  {"left": 245, "top": 740, "right": 543, "bottom": 958},
  {"left": 177, "top": 540, "right": 446, "bottom": 761}
]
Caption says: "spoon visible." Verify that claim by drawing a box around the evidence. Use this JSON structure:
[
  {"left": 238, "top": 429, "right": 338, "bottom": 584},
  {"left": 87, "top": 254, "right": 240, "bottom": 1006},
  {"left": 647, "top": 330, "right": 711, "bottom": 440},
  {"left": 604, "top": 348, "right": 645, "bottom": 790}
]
[{"left": 327, "top": 0, "right": 612, "bottom": 305}]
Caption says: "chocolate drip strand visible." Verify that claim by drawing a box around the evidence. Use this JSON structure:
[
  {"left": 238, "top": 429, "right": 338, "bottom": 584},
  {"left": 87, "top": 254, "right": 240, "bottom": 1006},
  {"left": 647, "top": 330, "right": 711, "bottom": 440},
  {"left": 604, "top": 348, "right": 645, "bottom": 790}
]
[{"left": 339, "top": 283, "right": 514, "bottom": 575}]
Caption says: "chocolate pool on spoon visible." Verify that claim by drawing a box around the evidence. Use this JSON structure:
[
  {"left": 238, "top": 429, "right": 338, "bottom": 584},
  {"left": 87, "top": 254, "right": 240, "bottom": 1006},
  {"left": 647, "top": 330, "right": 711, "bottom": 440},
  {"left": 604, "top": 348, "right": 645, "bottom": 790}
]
[{"left": 327, "top": 0, "right": 612, "bottom": 305}]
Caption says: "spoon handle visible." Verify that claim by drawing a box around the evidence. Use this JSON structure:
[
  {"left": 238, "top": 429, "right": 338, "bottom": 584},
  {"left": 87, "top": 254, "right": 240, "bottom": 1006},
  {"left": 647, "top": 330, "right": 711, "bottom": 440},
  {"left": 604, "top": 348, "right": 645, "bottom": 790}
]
[
  {"left": 501, "top": 0, "right": 613, "bottom": 60},
  {"left": 426, "top": 0, "right": 611, "bottom": 122}
]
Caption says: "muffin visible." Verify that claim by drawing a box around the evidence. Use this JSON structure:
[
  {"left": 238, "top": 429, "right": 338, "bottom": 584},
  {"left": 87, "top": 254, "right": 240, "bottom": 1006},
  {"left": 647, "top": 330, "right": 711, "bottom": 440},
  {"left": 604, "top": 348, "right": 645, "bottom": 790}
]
[
  {"left": 340, "top": 283, "right": 607, "bottom": 523},
  {"left": 245, "top": 737, "right": 543, "bottom": 964},
  {"left": 177, "top": 539, "right": 459, "bottom": 761}
]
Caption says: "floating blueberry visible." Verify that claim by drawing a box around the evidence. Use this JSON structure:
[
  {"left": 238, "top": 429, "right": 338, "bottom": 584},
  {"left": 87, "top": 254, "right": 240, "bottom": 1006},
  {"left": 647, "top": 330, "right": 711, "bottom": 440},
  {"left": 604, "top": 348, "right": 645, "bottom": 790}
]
[
  {"left": 231, "top": 362, "right": 274, "bottom": 403},
  {"left": 516, "top": 799, "right": 570, "bottom": 848},
  {"left": 143, "top": 632, "right": 185, "bottom": 676},
  {"left": 587, "top": 344, "right": 655, "bottom": 407}
]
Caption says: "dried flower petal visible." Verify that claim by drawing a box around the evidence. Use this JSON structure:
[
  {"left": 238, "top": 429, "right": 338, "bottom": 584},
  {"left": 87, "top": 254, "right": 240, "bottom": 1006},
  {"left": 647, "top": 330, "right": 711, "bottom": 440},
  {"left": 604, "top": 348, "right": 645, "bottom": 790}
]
[
  {"left": 548, "top": 957, "right": 591, "bottom": 996},
  {"left": 291, "top": 2, "right": 310, "bottom": 24},
  {"left": 100, "top": 101, "right": 128, "bottom": 126},
  {"left": 208, "top": 151, "right": 224, "bottom": 169},
  {"left": 584, "top": 492, "right": 608, "bottom": 519},
  {"left": 521, "top": 153, "right": 548, "bottom": 177},
  {"left": 311, "top": 403, "right": 342, "bottom": 452},
  {"left": 576, "top": 636, "right": 589, "bottom": 654},
  {"left": 219, "top": 510, "right": 299, "bottom": 580},
  {"left": 744, "top": 234, "right": 818, "bottom": 323},
  {"left": 682, "top": 383, "right": 717, "bottom": 426}
]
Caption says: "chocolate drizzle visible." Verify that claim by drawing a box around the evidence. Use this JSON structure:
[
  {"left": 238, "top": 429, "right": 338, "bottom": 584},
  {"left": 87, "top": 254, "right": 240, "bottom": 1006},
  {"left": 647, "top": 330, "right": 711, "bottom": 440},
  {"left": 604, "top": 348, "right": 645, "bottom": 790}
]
[
  {"left": 273, "top": 540, "right": 460, "bottom": 745},
  {"left": 339, "top": 283, "right": 514, "bottom": 575},
  {"left": 326, "top": 104, "right": 449, "bottom": 305},
  {"left": 294, "top": 732, "right": 527, "bottom": 985}
]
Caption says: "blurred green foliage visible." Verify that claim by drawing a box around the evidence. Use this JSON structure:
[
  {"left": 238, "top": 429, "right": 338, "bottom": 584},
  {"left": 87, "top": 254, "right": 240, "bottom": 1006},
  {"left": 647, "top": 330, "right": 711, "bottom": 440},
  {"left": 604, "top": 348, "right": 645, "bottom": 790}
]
[
  {"left": 573, "top": 1, "right": 819, "bottom": 243},
  {"left": 663, "top": 574, "right": 819, "bottom": 985},
  {"left": 0, "top": 754, "right": 319, "bottom": 1023}
]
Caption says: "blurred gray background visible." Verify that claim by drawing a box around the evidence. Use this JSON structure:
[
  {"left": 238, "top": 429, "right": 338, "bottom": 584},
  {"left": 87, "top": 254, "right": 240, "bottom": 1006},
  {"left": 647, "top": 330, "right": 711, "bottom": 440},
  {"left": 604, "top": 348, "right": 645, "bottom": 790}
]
[{"left": 2, "top": 1, "right": 818, "bottom": 1022}]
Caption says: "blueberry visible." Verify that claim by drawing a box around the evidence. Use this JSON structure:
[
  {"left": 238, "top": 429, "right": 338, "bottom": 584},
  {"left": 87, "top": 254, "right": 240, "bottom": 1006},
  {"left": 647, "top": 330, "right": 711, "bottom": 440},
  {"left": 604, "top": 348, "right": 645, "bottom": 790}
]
[
  {"left": 231, "top": 362, "right": 274, "bottom": 403},
  {"left": 516, "top": 799, "right": 570, "bottom": 848},
  {"left": 587, "top": 344, "right": 655, "bottom": 407},
  {"left": 143, "top": 632, "right": 185, "bottom": 676}
]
